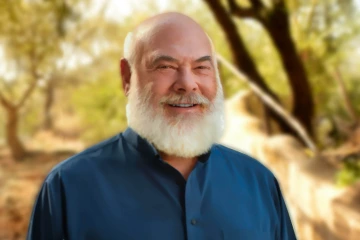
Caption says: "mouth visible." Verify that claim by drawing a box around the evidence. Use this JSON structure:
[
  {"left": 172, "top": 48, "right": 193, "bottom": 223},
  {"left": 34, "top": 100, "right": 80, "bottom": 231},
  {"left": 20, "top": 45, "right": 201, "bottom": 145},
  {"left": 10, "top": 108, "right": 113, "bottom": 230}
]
[{"left": 168, "top": 103, "right": 199, "bottom": 108}]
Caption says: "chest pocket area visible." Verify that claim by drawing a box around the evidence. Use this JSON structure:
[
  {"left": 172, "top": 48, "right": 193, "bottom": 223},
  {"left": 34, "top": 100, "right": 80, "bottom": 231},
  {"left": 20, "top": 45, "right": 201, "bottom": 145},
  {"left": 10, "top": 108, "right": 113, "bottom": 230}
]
[{"left": 223, "top": 228, "right": 274, "bottom": 240}]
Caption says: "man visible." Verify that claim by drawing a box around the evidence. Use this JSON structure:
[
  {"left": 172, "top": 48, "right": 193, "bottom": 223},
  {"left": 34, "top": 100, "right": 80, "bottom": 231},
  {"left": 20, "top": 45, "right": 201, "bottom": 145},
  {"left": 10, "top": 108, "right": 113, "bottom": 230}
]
[{"left": 27, "top": 12, "right": 296, "bottom": 240}]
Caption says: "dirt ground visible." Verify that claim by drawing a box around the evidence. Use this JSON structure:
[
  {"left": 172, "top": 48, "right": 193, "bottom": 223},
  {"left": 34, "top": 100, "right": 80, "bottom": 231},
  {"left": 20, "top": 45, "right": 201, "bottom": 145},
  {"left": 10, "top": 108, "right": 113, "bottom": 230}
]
[{"left": 0, "top": 132, "right": 83, "bottom": 240}]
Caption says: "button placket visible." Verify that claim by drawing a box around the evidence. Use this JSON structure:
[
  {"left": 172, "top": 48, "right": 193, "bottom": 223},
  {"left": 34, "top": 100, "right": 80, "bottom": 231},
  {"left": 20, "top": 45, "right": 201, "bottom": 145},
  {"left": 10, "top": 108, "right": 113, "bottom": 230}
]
[{"left": 185, "top": 167, "right": 203, "bottom": 239}]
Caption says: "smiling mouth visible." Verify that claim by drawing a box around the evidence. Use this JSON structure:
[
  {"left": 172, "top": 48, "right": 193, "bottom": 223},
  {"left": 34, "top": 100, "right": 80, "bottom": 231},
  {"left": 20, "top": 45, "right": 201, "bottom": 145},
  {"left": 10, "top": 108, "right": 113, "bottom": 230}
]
[{"left": 168, "top": 104, "right": 198, "bottom": 108}]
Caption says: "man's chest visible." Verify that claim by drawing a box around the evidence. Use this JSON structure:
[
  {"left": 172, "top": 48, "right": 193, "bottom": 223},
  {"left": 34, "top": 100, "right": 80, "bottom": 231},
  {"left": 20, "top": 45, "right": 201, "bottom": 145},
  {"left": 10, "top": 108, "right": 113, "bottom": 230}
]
[{"left": 62, "top": 170, "right": 277, "bottom": 240}]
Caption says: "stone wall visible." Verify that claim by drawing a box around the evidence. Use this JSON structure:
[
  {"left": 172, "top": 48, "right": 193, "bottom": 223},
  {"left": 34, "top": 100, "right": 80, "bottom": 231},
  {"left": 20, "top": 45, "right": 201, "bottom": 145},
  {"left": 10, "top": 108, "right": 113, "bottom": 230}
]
[{"left": 220, "top": 91, "right": 360, "bottom": 240}]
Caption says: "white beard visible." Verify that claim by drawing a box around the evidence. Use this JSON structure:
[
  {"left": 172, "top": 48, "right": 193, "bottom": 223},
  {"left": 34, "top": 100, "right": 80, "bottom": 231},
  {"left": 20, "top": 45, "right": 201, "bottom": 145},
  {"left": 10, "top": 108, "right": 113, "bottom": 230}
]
[{"left": 126, "top": 80, "right": 225, "bottom": 158}]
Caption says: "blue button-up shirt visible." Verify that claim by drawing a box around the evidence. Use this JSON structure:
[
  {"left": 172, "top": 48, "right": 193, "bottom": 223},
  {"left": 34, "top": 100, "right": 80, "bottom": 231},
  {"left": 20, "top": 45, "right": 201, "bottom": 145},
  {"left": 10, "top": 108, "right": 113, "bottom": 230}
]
[{"left": 27, "top": 128, "right": 296, "bottom": 240}]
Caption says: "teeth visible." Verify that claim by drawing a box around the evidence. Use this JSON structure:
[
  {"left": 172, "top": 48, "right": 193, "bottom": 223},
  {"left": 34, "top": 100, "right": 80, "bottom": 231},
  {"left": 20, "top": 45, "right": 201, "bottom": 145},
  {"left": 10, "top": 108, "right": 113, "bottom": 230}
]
[{"left": 170, "top": 104, "right": 195, "bottom": 107}]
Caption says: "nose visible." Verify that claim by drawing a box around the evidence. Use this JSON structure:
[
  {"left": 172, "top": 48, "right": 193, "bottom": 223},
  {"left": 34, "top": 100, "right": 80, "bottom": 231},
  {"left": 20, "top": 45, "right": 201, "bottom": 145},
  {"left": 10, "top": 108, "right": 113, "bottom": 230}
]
[{"left": 173, "top": 68, "right": 198, "bottom": 93}]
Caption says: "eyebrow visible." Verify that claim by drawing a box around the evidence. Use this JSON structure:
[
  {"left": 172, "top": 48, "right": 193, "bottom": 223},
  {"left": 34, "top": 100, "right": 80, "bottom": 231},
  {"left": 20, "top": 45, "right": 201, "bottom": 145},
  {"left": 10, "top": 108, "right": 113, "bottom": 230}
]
[
  {"left": 194, "top": 55, "right": 212, "bottom": 64},
  {"left": 149, "top": 55, "right": 179, "bottom": 68}
]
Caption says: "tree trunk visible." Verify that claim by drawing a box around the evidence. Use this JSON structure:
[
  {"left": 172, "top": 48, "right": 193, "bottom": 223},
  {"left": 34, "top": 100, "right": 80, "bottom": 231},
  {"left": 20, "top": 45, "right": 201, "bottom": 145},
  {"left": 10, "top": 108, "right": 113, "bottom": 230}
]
[
  {"left": 43, "top": 79, "right": 55, "bottom": 130},
  {"left": 204, "top": 0, "right": 302, "bottom": 139},
  {"left": 5, "top": 105, "right": 27, "bottom": 160},
  {"left": 260, "top": 2, "right": 314, "bottom": 135}
]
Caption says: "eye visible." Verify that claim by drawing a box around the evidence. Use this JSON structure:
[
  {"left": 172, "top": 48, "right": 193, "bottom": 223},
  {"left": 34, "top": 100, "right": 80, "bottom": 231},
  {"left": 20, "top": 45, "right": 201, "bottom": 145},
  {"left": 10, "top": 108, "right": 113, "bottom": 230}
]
[
  {"left": 195, "top": 66, "right": 210, "bottom": 70},
  {"left": 158, "top": 65, "right": 175, "bottom": 69}
]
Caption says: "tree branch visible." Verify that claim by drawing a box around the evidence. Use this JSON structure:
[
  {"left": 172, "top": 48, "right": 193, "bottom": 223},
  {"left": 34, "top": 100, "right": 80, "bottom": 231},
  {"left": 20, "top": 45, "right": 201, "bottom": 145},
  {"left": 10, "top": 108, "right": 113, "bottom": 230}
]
[
  {"left": 1, "top": 78, "right": 15, "bottom": 99},
  {"left": 333, "top": 66, "right": 358, "bottom": 123},
  {"left": 0, "top": 90, "right": 12, "bottom": 109},
  {"left": 251, "top": 0, "right": 265, "bottom": 10},
  {"left": 228, "top": 0, "right": 259, "bottom": 19},
  {"left": 16, "top": 79, "right": 38, "bottom": 109},
  {"left": 16, "top": 59, "right": 40, "bottom": 108},
  {"left": 305, "top": 0, "right": 319, "bottom": 34},
  {"left": 273, "top": 0, "right": 286, "bottom": 11},
  {"left": 217, "top": 53, "right": 318, "bottom": 153},
  {"left": 5, "top": 0, "right": 19, "bottom": 23}
]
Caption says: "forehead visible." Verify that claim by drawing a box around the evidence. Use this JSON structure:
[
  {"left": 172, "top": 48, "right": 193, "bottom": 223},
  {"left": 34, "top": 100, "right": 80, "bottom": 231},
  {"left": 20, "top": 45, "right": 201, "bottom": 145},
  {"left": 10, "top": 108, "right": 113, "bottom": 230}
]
[{"left": 141, "top": 24, "right": 213, "bottom": 60}]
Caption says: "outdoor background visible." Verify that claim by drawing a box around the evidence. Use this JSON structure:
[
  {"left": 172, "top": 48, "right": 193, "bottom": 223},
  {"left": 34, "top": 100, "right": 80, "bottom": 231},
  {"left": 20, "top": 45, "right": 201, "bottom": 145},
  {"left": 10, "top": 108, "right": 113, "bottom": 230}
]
[{"left": 0, "top": 0, "right": 360, "bottom": 239}]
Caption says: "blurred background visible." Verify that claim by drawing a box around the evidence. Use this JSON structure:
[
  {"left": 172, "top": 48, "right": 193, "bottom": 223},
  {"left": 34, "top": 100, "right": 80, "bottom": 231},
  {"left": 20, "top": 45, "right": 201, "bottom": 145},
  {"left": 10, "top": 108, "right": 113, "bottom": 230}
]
[{"left": 0, "top": 0, "right": 360, "bottom": 239}]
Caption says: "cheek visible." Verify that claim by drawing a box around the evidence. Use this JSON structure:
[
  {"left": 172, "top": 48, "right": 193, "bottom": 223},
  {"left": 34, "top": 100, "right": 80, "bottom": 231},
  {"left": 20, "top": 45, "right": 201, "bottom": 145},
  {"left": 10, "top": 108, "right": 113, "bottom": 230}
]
[
  {"left": 147, "top": 82, "right": 171, "bottom": 108},
  {"left": 138, "top": 71, "right": 172, "bottom": 95},
  {"left": 151, "top": 81, "right": 171, "bottom": 96},
  {"left": 149, "top": 73, "right": 176, "bottom": 95},
  {"left": 200, "top": 79, "right": 218, "bottom": 101}
]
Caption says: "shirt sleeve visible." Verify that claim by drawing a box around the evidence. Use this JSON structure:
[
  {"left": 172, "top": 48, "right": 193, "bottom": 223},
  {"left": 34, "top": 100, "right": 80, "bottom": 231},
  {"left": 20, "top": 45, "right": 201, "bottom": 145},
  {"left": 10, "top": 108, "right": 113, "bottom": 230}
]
[
  {"left": 273, "top": 177, "right": 297, "bottom": 240},
  {"left": 26, "top": 172, "right": 66, "bottom": 240}
]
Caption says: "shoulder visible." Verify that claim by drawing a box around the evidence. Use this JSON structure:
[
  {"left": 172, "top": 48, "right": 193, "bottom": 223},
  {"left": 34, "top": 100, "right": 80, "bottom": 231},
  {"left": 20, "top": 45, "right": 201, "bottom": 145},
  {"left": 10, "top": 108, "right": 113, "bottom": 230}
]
[
  {"left": 213, "top": 144, "right": 274, "bottom": 178},
  {"left": 45, "top": 134, "right": 122, "bottom": 183}
]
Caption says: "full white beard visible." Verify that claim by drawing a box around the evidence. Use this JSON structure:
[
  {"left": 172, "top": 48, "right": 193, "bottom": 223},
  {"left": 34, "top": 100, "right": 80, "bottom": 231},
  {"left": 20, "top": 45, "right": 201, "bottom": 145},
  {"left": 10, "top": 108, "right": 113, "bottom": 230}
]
[{"left": 126, "top": 81, "right": 225, "bottom": 158}]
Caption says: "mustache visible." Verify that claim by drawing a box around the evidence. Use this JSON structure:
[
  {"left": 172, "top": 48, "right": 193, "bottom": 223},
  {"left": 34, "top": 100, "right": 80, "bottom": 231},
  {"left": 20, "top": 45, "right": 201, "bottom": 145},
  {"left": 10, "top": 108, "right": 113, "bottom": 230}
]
[{"left": 159, "top": 93, "right": 211, "bottom": 106}]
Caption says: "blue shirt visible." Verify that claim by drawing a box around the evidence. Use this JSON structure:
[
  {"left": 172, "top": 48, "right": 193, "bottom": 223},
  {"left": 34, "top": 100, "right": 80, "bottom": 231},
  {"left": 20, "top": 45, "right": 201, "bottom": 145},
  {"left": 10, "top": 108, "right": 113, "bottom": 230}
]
[{"left": 27, "top": 128, "right": 296, "bottom": 240}]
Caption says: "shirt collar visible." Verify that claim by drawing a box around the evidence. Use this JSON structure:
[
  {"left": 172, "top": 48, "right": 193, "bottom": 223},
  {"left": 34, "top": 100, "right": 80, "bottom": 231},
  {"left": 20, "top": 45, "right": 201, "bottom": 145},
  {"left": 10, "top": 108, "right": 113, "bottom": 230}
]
[
  {"left": 122, "top": 127, "right": 212, "bottom": 163},
  {"left": 122, "top": 127, "right": 159, "bottom": 161}
]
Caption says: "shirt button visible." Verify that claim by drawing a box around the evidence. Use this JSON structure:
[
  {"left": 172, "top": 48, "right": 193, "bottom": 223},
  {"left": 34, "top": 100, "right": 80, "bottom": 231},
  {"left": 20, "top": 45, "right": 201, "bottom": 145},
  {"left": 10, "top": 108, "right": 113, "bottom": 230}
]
[{"left": 191, "top": 219, "right": 197, "bottom": 225}]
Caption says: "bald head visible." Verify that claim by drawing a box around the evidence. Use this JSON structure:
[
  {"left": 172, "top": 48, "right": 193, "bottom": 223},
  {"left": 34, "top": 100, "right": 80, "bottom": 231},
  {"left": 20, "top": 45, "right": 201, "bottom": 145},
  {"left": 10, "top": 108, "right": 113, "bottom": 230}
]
[{"left": 123, "top": 12, "right": 214, "bottom": 68}]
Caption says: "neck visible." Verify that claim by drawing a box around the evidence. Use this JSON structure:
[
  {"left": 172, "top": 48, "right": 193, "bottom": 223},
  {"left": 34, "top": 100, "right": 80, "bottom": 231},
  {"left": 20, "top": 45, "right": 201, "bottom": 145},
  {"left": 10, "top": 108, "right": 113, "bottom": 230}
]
[{"left": 159, "top": 152, "right": 198, "bottom": 180}]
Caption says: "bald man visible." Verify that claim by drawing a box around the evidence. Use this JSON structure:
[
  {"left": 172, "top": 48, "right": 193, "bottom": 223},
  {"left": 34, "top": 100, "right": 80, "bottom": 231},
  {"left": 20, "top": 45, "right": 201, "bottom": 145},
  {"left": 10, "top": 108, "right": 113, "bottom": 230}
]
[{"left": 27, "top": 13, "right": 296, "bottom": 240}]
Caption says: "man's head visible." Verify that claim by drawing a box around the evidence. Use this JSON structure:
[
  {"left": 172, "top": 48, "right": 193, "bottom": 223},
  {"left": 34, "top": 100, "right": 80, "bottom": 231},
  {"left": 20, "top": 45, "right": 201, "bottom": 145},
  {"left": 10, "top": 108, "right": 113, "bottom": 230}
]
[{"left": 120, "top": 12, "right": 224, "bottom": 158}]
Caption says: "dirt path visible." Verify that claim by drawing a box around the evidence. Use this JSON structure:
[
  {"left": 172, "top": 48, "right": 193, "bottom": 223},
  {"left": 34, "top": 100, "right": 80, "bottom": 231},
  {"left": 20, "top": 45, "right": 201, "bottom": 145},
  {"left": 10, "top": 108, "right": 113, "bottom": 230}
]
[{"left": 0, "top": 148, "right": 78, "bottom": 240}]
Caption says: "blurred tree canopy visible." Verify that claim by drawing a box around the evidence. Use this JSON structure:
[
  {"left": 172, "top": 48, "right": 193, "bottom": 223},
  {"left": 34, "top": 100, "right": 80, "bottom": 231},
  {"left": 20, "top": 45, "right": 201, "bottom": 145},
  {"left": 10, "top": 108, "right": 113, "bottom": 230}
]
[
  {"left": 0, "top": 0, "right": 359, "bottom": 185},
  {"left": 204, "top": 0, "right": 315, "bottom": 142},
  {"left": 0, "top": 0, "right": 110, "bottom": 159},
  {"left": 0, "top": 0, "right": 79, "bottom": 159}
]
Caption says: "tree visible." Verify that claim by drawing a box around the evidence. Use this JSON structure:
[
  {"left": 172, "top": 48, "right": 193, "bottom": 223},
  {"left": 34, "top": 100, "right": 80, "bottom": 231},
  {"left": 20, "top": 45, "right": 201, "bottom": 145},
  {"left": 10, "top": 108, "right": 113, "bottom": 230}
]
[
  {"left": 0, "top": 0, "right": 88, "bottom": 160},
  {"left": 39, "top": 0, "right": 110, "bottom": 130},
  {"left": 0, "top": 1, "right": 53, "bottom": 159},
  {"left": 292, "top": 0, "right": 360, "bottom": 148},
  {"left": 204, "top": 0, "right": 315, "bottom": 138}
]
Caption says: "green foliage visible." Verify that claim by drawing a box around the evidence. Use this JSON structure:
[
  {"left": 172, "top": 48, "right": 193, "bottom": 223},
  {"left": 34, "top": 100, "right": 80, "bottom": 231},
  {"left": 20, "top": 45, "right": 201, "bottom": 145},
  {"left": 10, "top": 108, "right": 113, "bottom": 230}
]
[
  {"left": 0, "top": 0, "right": 59, "bottom": 101},
  {"left": 0, "top": 108, "right": 4, "bottom": 140},
  {"left": 0, "top": 0, "right": 359, "bottom": 167},
  {"left": 336, "top": 154, "right": 360, "bottom": 186},
  {"left": 235, "top": 19, "right": 290, "bottom": 99},
  {"left": 0, "top": 0, "right": 112, "bottom": 143},
  {"left": 71, "top": 69, "right": 128, "bottom": 144},
  {"left": 0, "top": 0, "right": 88, "bottom": 115},
  {"left": 290, "top": 0, "right": 360, "bottom": 117},
  {"left": 19, "top": 92, "right": 43, "bottom": 136}
]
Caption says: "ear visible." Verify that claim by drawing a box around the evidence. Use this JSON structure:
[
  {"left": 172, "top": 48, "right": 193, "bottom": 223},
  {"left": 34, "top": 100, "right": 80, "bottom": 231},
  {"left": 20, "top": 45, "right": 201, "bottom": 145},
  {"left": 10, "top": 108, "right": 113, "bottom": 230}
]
[{"left": 120, "top": 58, "right": 132, "bottom": 96}]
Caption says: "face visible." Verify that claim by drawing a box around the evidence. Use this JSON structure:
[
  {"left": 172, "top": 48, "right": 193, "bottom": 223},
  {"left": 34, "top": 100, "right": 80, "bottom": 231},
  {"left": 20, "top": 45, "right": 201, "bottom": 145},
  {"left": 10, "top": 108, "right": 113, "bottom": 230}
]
[
  {"left": 134, "top": 25, "right": 218, "bottom": 123},
  {"left": 122, "top": 21, "right": 224, "bottom": 158}
]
